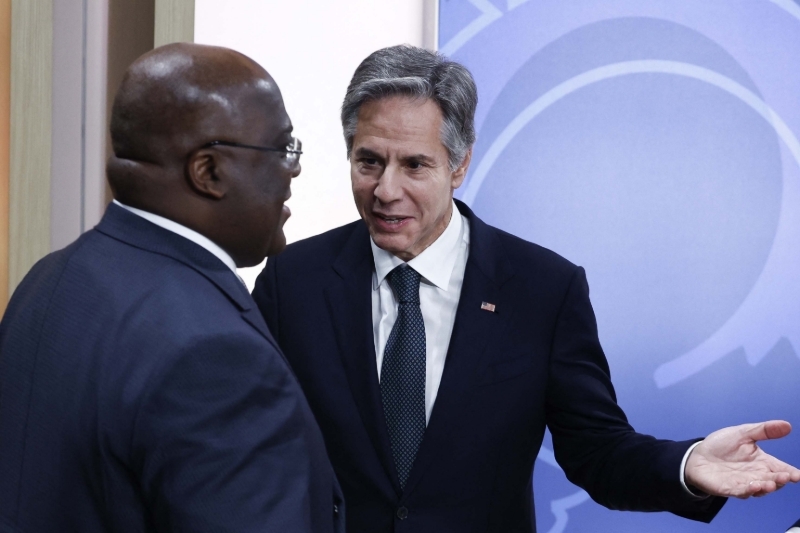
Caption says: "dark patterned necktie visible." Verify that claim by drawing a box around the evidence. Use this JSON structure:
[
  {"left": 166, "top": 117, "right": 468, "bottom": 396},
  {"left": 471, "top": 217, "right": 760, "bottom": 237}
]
[{"left": 380, "top": 264, "right": 426, "bottom": 489}]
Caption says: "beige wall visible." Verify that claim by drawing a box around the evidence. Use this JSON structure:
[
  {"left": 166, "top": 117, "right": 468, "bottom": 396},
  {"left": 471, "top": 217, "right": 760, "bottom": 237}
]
[
  {"left": 9, "top": 0, "right": 52, "bottom": 293},
  {"left": 155, "top": 0, "right": 193, "bottom": 47},
  {"left": 0, "top": 0, "right": 9, "bottom": 314},
  {"left": 3, "top": 0, "right": 161, "bottom": 310}
]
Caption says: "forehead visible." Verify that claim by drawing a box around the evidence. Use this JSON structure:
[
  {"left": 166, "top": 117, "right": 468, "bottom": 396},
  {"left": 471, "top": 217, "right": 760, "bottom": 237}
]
[
  {"left": 231, "top": 84, "right": 292, "bottom": 137},
  {"left": 354, "top": 96, "right": 444, "bottom": 153}
]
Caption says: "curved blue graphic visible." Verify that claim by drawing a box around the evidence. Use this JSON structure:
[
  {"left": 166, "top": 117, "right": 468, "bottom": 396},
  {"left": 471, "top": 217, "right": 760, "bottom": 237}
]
[{"left": 440, "top": 1, "right": 800, "bottom": 531}]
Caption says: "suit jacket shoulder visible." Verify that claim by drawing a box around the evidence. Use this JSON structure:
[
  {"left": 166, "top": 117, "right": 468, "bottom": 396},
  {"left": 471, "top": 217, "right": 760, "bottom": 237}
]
[{"left": 0, "top": 205, "right": 343, "bottom": 533}]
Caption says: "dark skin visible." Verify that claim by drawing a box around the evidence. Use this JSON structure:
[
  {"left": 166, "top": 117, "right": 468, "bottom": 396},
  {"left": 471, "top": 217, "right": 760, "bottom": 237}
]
[{"left": 107, "top": 43, "right": 300, "bottom": 267}]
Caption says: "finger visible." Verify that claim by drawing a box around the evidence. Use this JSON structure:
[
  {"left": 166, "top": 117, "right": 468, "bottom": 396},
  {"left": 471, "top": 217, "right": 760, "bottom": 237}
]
[
  {"left": 732, "top": 477, "right": 784, "bottom": 499},
  {"left": 746, "top": 479, "right": 778, "bottom": 496},
  {"left": 763, "top": 420, "right": 792, "bottom": 440},
  {"left": 757, "top": 457, "right": 800, "bottom": 481},
  {"left": 731, "top": 480, "right": 761, "bottom": 499},
  {"left": 735, "top": 481, "right": 761, "bottom": 499},
  {"left": 744, "top": 477, "right": 791, "bottom": 498},
  {"left": 743, "top": 420, "right": 792, "bottom": 442},
  {"left": 749, "top": 470, "right": 794, "bottom": 486}
]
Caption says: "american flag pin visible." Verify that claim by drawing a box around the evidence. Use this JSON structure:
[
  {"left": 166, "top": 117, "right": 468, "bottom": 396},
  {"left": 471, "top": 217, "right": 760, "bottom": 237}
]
[{"left": 480, "top": 302, "right": 496, "bottom": 312}]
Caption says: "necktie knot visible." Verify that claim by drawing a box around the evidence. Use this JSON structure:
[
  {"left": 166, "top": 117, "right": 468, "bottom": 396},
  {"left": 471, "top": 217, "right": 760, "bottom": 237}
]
[{"left": 388, "top": 265, "right": 421, "bottom": 304}]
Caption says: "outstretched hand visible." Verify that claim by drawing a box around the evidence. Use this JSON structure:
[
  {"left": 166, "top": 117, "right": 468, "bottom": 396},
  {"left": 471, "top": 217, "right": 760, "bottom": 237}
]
[{"left": 685, "top": 420, "right": 800, "bottom": 499}]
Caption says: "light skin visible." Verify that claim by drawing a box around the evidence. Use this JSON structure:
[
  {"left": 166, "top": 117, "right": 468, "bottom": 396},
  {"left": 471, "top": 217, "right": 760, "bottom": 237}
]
[
  {"left": 348, "top": 93, "right": 800, "bottom": 500},
  {"left": 686, "top": 420, "right": 800, "bottom": 499},
  {"left": 350, "top": 96, "right": 471, "bottom": 262}
]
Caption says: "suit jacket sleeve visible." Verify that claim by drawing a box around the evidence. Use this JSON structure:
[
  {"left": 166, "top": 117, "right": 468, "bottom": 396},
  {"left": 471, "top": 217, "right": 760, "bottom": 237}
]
[
  {"left": 545, "top": 267, "right": 725, "bottom": 521},
  {"left": 130, "top": 332, "right": 317, "bottom": 533}
]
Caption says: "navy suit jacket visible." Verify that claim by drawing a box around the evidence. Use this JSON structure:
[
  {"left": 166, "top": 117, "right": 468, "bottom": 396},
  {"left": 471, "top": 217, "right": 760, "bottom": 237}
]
[
  {"left": 253, "top": 200, "right": 724, "bottom": 533},
  {"left": 0, "top": 204, "right": 344, "bottom": 533}
]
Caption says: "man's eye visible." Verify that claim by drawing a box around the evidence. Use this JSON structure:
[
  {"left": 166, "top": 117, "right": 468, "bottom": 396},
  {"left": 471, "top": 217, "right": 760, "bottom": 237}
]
[
  {"left": 361, "top": 158, "right": 379, "bottom": 166},
  {"left": 408, "top": 161, "right": 424, "bottom": 170}
]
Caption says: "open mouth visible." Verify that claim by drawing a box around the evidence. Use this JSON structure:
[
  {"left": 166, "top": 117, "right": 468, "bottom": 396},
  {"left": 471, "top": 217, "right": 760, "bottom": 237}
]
[{"left": 374, "top": 213, "right": 410, "bottom": 230}]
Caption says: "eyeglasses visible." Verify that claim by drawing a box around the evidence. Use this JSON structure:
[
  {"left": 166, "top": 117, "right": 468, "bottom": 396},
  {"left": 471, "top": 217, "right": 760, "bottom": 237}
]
[{"left": 200, "top": 137, "right": 303, "bottom": 163}]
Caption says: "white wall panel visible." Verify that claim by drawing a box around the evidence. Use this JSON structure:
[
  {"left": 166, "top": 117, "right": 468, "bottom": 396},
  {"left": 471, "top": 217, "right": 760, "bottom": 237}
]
[{"left": 195, "top": 0, "right": 426, "bottom": 287}]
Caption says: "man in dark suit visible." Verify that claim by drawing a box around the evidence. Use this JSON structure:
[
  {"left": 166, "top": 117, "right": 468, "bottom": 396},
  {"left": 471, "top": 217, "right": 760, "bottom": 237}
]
[
  {"left": 0, "top": 43, "right": 343, "bottom": 532},
  {"left": 252, "top": 45, "right": 799, "bottom": 533}
]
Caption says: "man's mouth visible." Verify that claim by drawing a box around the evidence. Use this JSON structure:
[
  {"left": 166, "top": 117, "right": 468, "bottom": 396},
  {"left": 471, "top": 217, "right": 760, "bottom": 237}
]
[{"left": 373, "top": 213, "right": 410, "bottom": 229}]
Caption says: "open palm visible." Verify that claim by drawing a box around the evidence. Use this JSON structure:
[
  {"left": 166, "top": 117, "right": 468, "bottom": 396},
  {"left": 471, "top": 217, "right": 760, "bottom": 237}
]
[{"left": 685, "top": 420, "right": 800, "bottom": 499}]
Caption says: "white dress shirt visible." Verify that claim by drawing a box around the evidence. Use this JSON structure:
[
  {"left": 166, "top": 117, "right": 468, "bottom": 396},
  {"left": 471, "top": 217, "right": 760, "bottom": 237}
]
[
  {"left": 369, "top": 199, "right": 700, "bottom": 495},
  {"left": 371, "top": 201, "right": 469, "bottom": 424},
  {"left": 113, "top": 200, "right": 241, "bottom": 280}
]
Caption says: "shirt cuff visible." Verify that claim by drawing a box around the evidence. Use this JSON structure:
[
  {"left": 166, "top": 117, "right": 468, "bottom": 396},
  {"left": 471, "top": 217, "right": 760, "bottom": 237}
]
[
  {"left": 680, "top": 441, "right": 709, "bottom": 498},
  {"left": 787, "top": 529, "right": 800, "bottom": 533}
]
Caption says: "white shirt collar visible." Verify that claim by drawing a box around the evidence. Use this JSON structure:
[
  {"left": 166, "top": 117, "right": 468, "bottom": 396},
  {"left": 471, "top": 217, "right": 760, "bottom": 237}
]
[
  {"left": 371, "top": 200, "right": 464, "bottom": 290},
  {"left": 113, "top": 200, "right": 238, "bottom": 275}
]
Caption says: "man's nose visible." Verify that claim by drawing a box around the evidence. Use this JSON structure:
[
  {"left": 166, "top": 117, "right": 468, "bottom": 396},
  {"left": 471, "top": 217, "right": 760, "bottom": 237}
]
[
  {"left": 291, "top": 161, "right": 301, "bottom": 178},
  {"left": 374, "top": 165, "right": 402, "bottom": 202}
]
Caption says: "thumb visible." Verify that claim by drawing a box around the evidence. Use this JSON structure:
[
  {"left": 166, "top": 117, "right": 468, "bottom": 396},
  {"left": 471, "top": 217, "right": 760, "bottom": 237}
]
[{"left": 743, "top": 420, "right": 792, "bottom": 442}]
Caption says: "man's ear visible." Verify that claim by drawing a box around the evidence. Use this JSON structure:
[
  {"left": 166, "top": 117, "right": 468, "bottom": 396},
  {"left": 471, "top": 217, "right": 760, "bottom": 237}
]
[
  {"left": 451, "top": 148, "right": 472, "bottom": 190},
  {"left": 186, "top": 149, "right": 228, "bottom": 200}
]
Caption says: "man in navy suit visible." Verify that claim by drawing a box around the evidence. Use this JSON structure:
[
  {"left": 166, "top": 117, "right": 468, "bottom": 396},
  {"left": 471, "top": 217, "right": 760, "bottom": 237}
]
[
  {"left": 0, "top": 43, "right": 343, "bottom": 532},
  {"left": 252, "top": 45, "right": 799, "bottom": 533}
]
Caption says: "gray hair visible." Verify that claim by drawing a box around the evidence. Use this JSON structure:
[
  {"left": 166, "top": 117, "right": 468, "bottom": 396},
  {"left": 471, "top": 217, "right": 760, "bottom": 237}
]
[{"left": 341, "top": 45, "right": 478, "bottom": 171}]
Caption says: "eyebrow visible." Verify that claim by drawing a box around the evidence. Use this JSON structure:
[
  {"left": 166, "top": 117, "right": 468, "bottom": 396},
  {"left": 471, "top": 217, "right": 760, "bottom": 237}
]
[
  {"left": 400, "top": 153, "right": 436, "bottom": 165},
  {"left": 353, "top": 148, "right": 436, "bottom": 165},
  {"left": 353, "top": 147, "right": 383, "bottom": 159}
]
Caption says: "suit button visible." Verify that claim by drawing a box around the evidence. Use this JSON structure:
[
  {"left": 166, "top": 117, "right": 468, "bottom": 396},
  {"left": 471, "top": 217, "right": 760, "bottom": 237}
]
[
  {"left": 333, "top": 504, "right": 339, "bottom": 515},
  {"left": 396, "top": 506, "right": 408, "bottom": 520}
]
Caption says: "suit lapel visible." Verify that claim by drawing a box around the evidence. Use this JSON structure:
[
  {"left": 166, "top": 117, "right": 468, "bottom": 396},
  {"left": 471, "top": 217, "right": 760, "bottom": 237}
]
[
  {"left": 320, "top": 204, "right": 515, "bottom": 497},
  {"left": 324, "top": 223, "right": 401, "bottom": 493},
  {"left": 403, "top": 201, "right": 515, "bottom": 496}
]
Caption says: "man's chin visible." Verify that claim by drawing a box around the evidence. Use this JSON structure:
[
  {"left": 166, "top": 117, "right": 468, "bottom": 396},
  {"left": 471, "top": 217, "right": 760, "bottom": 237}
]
[
  {"left": 370, "top": 233, "right": 403, "bottom": 252},
  {"left": 371, "top": 234, "right": 419, "bottom": 261},
  {"left": 265, "top": 238, "right": 287, "bottom": 259},
  {"left": 261, "top": 230, "right": 287, "bottom": 261}
]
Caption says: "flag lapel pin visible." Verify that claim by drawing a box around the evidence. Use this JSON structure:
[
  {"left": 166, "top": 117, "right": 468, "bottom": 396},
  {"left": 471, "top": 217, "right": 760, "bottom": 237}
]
[{"left": 480, "top": 302, "right": 496, "bottom": 312}]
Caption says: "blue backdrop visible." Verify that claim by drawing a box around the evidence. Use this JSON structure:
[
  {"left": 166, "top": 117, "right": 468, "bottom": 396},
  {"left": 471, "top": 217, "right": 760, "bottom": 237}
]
[{"left": 439, "top": 1, "right": 800, "bottom": 531}]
